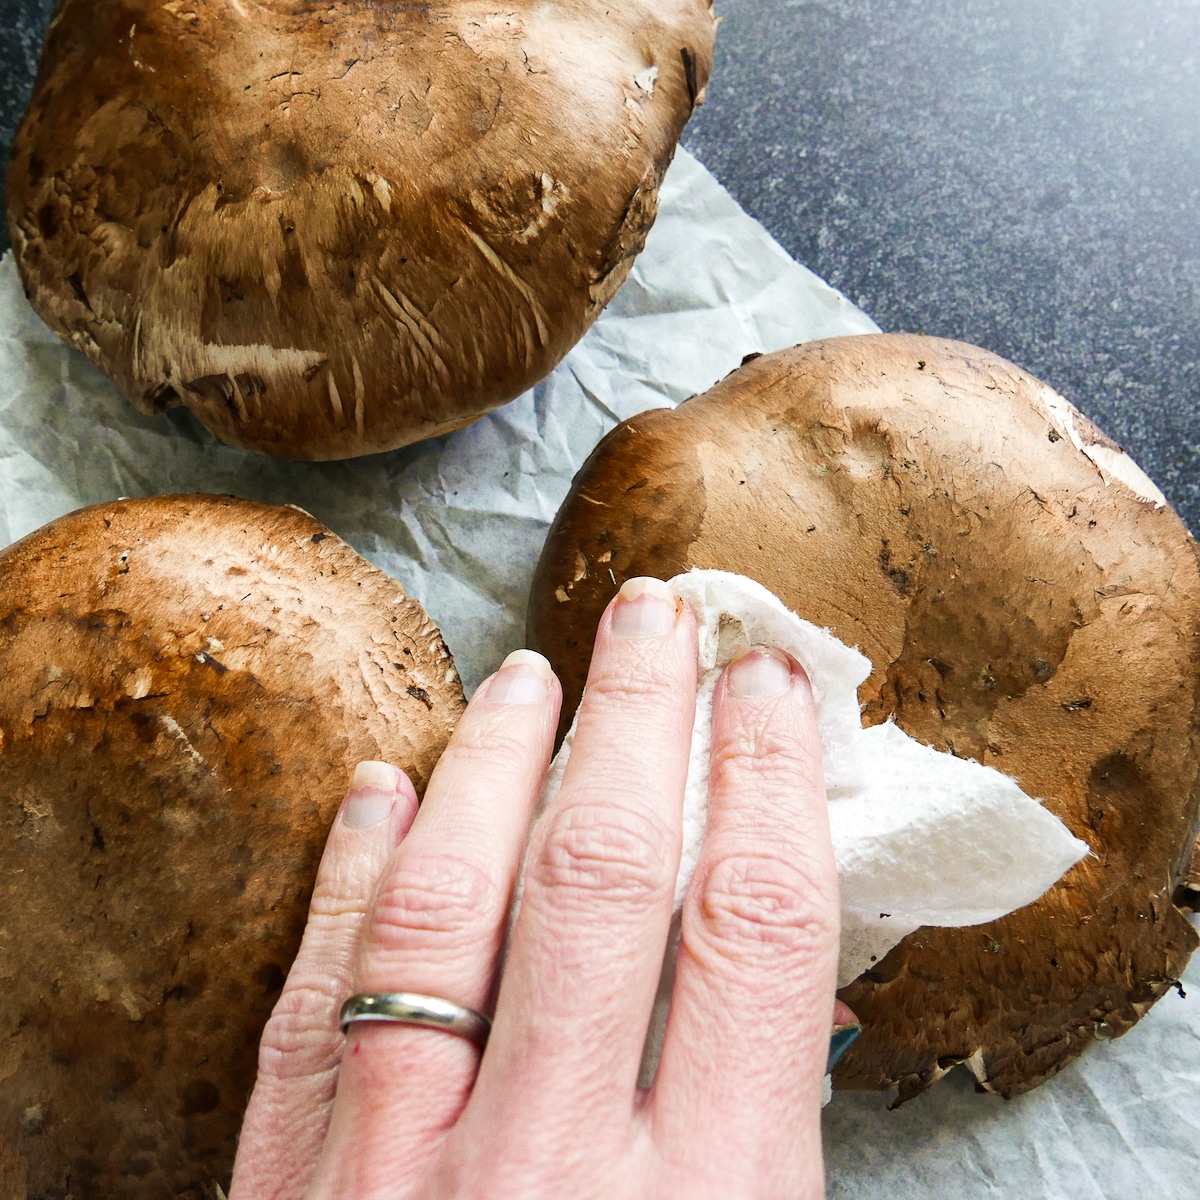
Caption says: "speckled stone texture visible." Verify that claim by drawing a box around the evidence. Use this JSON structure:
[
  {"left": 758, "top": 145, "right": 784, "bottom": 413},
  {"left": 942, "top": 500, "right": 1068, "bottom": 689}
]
[{"left": 2, "top": 0, "right": 1197, "bottom": 522}]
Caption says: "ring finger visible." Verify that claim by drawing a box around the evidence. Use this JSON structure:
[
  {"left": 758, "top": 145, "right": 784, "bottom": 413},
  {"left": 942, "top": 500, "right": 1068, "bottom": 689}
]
[
  {"left": 230, "top": 762, "right": 419, "bottom": 1200},
  {"left": 307, "top": 650, "right": 561, "bottom": 1198}
]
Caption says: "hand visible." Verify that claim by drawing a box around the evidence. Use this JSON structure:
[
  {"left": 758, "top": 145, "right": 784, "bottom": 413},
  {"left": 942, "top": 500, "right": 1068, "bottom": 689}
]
[{"left": 230, "top": 578, "right": 847, "bottom": 1199}]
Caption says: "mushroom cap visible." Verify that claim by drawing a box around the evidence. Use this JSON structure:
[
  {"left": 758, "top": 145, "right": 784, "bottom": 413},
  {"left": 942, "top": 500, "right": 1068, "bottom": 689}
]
[
  {"left": 527, "top": 334, "right": 1200, "bottom": 1100},
  {"left": 0, "top": 495, "right": 465, "bottom": 1196},
  {"left": 6, "top": 0, "right": 717, "bottom": 460}
]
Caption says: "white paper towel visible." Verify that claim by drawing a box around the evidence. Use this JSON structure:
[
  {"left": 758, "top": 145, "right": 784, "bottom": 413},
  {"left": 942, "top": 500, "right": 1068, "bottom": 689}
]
[
  {"left": 538, "top": 570, "right": 1090, "bottom": 987},
  {"left": 2, "top": 145, "right": 1197, "bottom": 1198}
]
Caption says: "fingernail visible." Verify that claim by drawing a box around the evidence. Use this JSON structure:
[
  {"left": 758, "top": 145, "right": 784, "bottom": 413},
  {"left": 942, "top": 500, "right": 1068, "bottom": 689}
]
[
  {"left": 726, "top": 645, "right": 793, "bottom": 699},
  {"left": 342, "top": 761, "right": 400, "bottom": 829},
  {"left": 486, "top": 649, "right": 554, "bottom": 704},
  {"left": 612, "top": 577, "right": 677, "bottom": 638},
  {"left": 827, "top": 1024, "right": 862, "bottom": 1073}
]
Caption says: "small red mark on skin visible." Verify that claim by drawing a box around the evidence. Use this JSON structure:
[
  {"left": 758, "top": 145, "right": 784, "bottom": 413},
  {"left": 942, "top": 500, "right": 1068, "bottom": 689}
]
[{"left": 352, "top": 1042, "right": 361, "bottom": 1056}]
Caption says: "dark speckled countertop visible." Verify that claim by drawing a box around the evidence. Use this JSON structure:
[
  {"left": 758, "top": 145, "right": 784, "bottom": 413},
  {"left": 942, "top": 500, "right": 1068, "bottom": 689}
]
[{"left": 3, "top": 0, "right": 1198, "bottom": 529}]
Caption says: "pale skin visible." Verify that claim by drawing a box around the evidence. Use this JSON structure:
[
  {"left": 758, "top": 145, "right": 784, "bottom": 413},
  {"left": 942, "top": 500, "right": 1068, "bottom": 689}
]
[{"left": 230, "top": 577, "right": 848, "bottom": 1199}]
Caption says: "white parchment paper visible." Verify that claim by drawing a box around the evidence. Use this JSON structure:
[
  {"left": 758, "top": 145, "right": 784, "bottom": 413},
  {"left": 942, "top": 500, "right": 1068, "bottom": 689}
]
[{"left": 2, "top": 146, "right": 1197, "bottom": 1196}]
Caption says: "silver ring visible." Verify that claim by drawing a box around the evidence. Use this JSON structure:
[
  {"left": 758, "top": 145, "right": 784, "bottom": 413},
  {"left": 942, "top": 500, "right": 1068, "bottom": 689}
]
[{"left": 338, "top": 992, "right": 491, "bottom": 1048}]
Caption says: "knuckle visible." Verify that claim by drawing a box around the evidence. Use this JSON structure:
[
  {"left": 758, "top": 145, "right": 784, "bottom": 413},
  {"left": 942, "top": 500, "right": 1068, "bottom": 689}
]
[
  {"left": 687, "top": 852, "right": 838, "bottom": 962},
  {"left": 711, "top": 724, "right": 823, "bottom": 794},
  {"left": 257, "top": 982, "right": 340, "bottom": 1083},
  {"left": 370, "top": 853, "right": 502, "bottom": 953},
  {"left": 438, "top": 721, "right": 536, "bottom": 778},
  {"left": 585, "top": 665, "right": 681, "bottom": 710},
  {"left": 531, "top": 801, "right": 675, "bottom": 906}
]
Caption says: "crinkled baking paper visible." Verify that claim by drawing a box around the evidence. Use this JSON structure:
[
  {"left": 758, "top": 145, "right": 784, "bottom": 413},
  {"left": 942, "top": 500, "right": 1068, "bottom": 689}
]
[{"left": 1, "top": 147, "right": 1196, "bottom": 1198}]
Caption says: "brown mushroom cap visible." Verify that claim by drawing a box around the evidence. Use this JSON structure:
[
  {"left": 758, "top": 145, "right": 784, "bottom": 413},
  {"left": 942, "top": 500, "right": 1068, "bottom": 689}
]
[
  {"left": 6, "top": 0, "right": 717, "bottom": 460},
  {"left": 527, "top": 334, "right": 1200, "bottom": 1100},
  {"left": 0, "top": 495, "right": 464, "bottom": 1196}
]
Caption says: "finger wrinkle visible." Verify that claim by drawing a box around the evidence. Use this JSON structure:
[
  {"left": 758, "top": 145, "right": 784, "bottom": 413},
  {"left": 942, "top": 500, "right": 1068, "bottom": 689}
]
[
  {"left": 685, "top": 851, "right": 840, "bottom": 962},
  {"left": 582, "top": 666, "right": 695, "bottom": 711},
  {"left": 367, "top": 852, "right": 504, "bottom": 950},
  {"left": 306, "top": 893, "right": 375, "bottom": 923},
  {"left": 528, "top": 799, "right": 677, "bottom": 907},
  {"left": 710, "top": 704, "right": 822, "bottom": 769},
  {"left": 709, "top": 742, "right": 824, "bottom": 799},
  {"left": 435, "top": 723, "right": 551, "bottom": 779}
]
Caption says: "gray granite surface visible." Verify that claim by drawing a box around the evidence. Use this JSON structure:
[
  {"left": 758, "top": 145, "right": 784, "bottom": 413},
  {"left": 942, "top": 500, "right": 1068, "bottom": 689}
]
[{"left": 2, "top": 0, "right": 1198, "bottom": 531}]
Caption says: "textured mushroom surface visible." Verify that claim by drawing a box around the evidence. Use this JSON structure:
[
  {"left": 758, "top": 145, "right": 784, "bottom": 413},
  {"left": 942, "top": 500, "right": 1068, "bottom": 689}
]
[
  {"left": 0, "top": 495, "right": 464, "bottom": 1197},
  {"left": 6, "top": 0, "right": 717, "bottom": 460},
  {"left": 528, "top": 334, "right": 1200, "bottom": 1100}
]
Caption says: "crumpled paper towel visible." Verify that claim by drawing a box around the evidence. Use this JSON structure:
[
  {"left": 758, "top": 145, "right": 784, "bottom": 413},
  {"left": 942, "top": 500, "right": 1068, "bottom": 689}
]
[
  {"left": 538, "top": 570, "right": 1090, "bottom": 988},
  {"left": 2, "top": 142, "right": 1197, "bottom": 1198}
]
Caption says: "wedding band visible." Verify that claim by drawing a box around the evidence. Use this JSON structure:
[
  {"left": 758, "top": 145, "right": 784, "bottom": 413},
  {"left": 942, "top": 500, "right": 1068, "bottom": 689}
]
[{"left": 338, "top": 992, "right": 492, "bottom": 1048}]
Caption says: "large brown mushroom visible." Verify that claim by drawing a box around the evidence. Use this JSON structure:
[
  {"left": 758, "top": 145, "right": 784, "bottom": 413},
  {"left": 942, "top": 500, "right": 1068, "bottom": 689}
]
[
  {"left": 527, "top": 334, "right": 1200, "bottom": 1100},
  {"left": 6, "top": 0, "right": 717, "bottom": 460},
  {"left": 0, "top": 495, "right": 464, "bottom": 1197}
]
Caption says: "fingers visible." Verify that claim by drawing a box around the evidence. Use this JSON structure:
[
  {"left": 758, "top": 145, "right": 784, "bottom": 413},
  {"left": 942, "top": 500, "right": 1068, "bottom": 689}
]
[
  {"left": 465, "top": 578, "right": 697, "bottom": 1159},
  {"left": 229, "top": 762, "right": 418, "bottom": 1200},
  {"left": 652, "top": 647, "right": 838, "bottom": 1197},
  {"left": 307, "top": 650, "right": 561, "bottom": 1197}
]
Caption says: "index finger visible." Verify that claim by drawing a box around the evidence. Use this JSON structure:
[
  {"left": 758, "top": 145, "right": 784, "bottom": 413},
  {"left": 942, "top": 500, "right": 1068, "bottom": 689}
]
[{"left": 465, "top": 578, "right": 697, "bottom": 1146}]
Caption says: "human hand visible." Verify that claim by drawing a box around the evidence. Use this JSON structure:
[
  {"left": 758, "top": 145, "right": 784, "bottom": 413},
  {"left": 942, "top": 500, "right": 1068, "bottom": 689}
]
[{"left": 230, "top": 577, "right": 850, "bottom": 1199}]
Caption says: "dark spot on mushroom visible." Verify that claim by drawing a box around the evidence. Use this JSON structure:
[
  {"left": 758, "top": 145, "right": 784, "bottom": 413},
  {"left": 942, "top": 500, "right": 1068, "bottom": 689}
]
[
  {"left": 234, "top": 373, "right": 266, "bottom": 399},
  {"left": 180, "top": 1079, "right": 220, "bottom": 1117},
  {"left": 91, "top": 826, "right": 105, "bottom": 851},
  {"left": 1062, "top": 698, "right": 1092, "bottom": 711},
  {"left": 311, "top": 533, "right": 326, "bottom": 543},
  {"left": 1030, "top": 657, "right": 1056, "bottom": 683},
  {"left": 626, "top": 478, "right": 649, "bottom": 492},
  {"left": 146, "top": 382, "right": 182, "bottom": 413},
  {"left": 196, "top": 652, "right": 227, "bottom": 675},
  {"left": 406, "top": 684, "right": 432, "bottom": 709},
  {"left": 740, "top": 351, "right": 762, "bottom": 366},
  {"left": 67, "top": 271, "right": 91, "bottom": 310},
  {"left": 125, "top": 708, "right": 158, "bottom": 744},
  {"left": 878, "top": 543, "right": 910, "bottom": 597},
  {"left": 184, "top": 374, "right": 238, "bottom": 412},
  {"left": 1048, "top": 428, "right": 1062, "bottom": 443},
  {"left": 256, "top": 962, "right": 286, "bottom": 995},
  {"left": 108, "top": 1059, "right": 139, "bottom": 1099},
  {"left": 37, "top": 203, "right": 60, "bottom": 240},
  {"left": 680, "top": 46, "right": 699, "bottom": 106}
]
